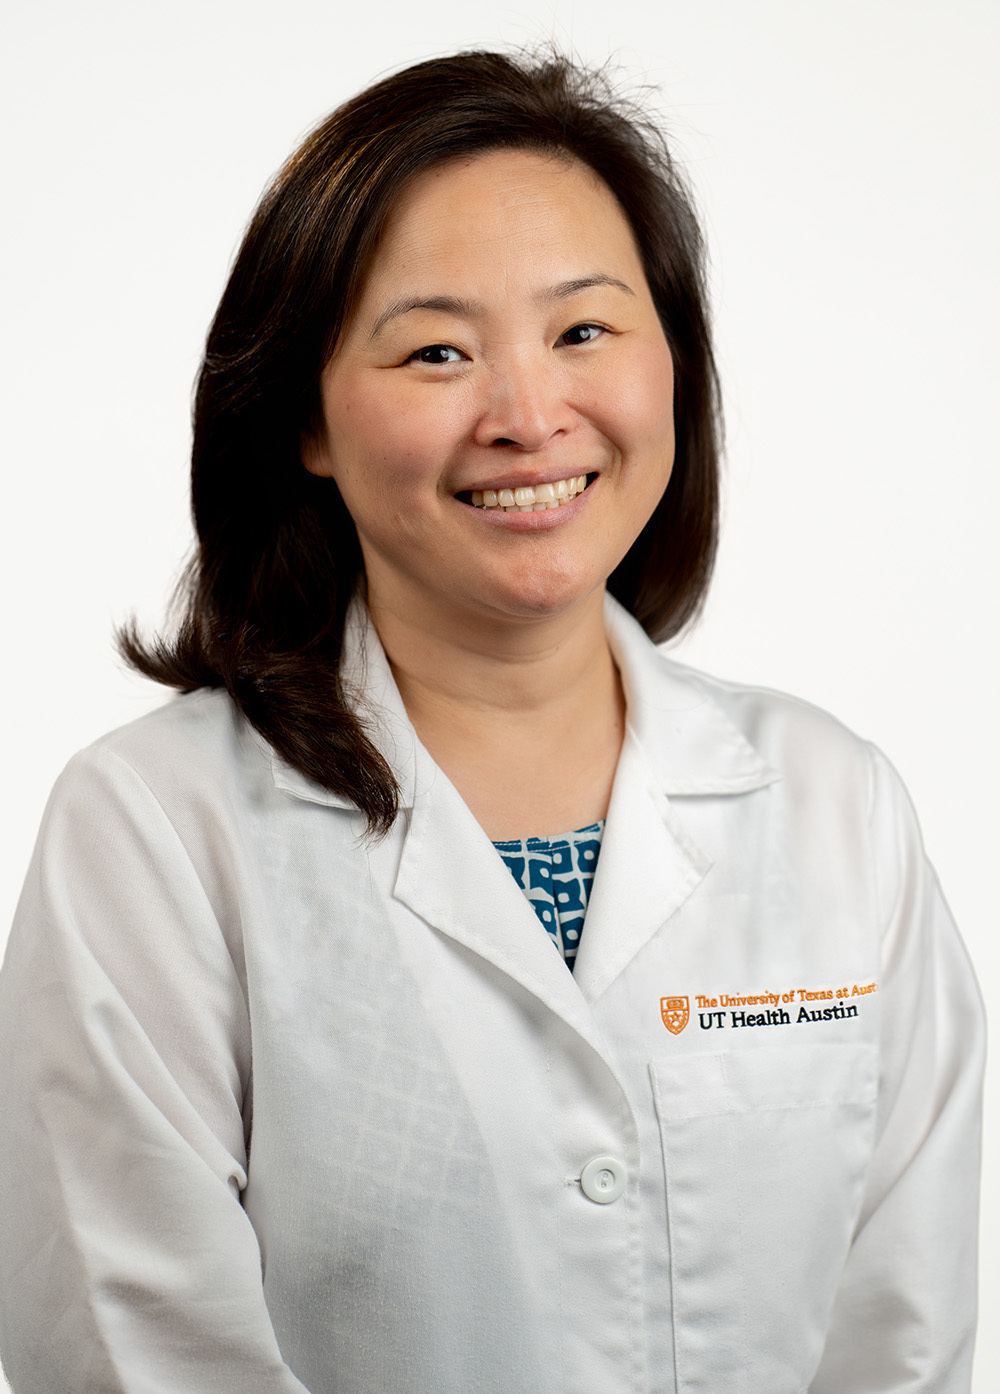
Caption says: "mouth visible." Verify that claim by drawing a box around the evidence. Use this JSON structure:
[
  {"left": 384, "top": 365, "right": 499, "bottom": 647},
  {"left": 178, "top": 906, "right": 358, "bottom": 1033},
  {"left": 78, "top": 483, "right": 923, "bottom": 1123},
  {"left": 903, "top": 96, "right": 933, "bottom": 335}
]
[{"left": 457, "top": 474, "right": 592, "bottom": 513}]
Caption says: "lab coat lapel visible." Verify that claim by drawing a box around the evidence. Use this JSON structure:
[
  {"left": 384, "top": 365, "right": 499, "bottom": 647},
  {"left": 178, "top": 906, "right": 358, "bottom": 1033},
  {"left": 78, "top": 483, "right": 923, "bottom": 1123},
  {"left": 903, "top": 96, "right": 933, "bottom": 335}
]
[
  {"left": 333, "top": 602, "right": 606, "bottom": 1046},
  {"left": 571, "top": 598, "right": 780, "bottom": 1002},
  {"left": 394, "top": 757, "right": 606, "bottom": 1051},
  {"left": 571, "top": 727, "right": 713, "bottom": 1002}
]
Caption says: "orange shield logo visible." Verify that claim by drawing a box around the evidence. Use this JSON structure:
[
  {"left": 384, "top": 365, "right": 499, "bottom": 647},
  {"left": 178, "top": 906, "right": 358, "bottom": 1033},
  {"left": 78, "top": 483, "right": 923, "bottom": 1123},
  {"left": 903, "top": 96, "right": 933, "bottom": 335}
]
[{"left": 660, "top": 996, "right": 689, "bottom": 1034}]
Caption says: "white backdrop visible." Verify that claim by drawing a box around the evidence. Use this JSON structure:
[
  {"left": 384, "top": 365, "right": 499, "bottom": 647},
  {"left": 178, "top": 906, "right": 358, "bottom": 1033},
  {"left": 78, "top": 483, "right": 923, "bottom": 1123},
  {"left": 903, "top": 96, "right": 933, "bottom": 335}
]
[{"left": 2, "top": 0, "right": 997, "bottom": 1388}]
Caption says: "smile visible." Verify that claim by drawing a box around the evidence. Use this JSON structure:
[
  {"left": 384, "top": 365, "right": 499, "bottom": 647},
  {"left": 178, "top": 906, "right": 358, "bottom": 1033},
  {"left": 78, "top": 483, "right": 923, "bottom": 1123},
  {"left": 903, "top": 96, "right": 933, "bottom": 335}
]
[{"left": 465, "top": 475, "right": 590, "bottom": 512}]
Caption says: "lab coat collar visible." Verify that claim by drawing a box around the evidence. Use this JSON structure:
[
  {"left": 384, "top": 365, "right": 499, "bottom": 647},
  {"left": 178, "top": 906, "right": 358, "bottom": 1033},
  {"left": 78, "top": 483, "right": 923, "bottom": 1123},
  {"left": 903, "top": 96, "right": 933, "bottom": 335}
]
[
  {"left": 603, "top": 593, "right": 777, "bottom": 797},
  {"left": 267, "top": 599, "right": 422, "bottom": 811},
  {"left": 566, "top": 595, "right": 779, "bottom": 1000},
  {"left": 268, "top": 594, "right": 778, "bottom": 807},
  {"left": 269, "top": 596, "right": 778, "bottom": 1020}
]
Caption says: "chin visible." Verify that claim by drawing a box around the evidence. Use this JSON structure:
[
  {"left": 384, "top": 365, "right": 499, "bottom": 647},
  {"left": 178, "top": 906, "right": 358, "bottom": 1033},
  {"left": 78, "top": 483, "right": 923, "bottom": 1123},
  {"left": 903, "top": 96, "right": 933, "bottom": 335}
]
[{"left": 480, "top": 572, "right": 606, "bottom": 624}]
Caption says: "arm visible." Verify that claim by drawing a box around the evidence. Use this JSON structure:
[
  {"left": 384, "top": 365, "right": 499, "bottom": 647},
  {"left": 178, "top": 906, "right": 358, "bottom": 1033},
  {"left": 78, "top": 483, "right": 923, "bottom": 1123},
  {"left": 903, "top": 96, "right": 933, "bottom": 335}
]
[
  {"left": 809, "top": 746, "right": 985, "bottom": 1392},
  {"left": 0, "top": 745, "right": 312, "bottom": 1393}
]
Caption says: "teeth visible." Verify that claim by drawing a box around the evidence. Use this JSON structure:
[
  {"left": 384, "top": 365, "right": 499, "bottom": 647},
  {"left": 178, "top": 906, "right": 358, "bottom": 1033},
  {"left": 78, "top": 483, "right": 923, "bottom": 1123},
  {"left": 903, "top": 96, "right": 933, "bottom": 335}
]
[{"left": 468, "top": 475, "right": 590, "bottom": 512}]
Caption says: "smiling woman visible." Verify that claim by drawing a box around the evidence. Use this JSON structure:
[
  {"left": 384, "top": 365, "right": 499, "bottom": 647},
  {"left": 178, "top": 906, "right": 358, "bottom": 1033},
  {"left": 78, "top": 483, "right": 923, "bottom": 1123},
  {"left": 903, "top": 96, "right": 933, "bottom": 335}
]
[
  {"left": 300, "top": 149, "right": 677, "bottom": 834},
  {"left": 0, "top": 48, "right": 984, "bottom": 1394}
]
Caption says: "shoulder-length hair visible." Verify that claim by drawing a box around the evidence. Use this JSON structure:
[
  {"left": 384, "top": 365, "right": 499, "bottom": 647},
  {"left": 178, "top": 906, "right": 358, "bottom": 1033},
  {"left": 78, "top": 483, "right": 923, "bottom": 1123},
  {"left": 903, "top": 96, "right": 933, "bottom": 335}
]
[{"left": 120, "top": 49, "right": 721, "bottom": 834}]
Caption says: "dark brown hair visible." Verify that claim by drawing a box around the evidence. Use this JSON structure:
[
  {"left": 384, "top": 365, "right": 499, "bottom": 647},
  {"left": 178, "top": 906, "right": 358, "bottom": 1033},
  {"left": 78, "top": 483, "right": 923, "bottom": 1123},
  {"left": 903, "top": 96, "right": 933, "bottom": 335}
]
[{"left": 120, "top": 49, "right": 721, "bottom": 834}]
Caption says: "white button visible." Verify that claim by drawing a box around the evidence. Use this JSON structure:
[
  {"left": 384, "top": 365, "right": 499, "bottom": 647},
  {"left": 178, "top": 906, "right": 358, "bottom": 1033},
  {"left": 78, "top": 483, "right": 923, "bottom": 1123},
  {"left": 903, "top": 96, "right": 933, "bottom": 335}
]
[{"left": 580, "top": 1155, "right": 627, "bottom": 1204}]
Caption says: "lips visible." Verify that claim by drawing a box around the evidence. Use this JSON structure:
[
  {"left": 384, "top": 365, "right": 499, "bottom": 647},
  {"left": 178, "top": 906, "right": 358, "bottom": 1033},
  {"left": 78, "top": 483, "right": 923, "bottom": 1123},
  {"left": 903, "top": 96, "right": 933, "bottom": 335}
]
[{"left": 461, "top": 474, "right": 590, "bottom": 512}]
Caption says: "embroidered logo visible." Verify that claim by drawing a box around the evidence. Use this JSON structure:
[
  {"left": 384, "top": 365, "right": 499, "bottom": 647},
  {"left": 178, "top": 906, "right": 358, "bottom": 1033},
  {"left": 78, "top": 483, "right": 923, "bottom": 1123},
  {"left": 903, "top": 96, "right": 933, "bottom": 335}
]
[
  {"left": 667, "top": 982, "right": 878, "bottom": 1033},
  {"left": 660, "top": 996, "right": 690, "bottom": 1034}
]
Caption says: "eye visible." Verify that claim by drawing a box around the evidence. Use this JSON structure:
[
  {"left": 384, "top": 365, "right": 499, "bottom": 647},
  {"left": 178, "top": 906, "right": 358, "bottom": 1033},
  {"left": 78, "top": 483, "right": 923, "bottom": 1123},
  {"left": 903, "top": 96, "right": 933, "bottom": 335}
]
[
  {"left": 560, "top": 322, "right": 606, "bottom": 347},
  {"left": 407, "top": 343, "right": 467, "bottom": 365},
  {"left": 557, "top": 323, "right": 605, "bottom": 348}
]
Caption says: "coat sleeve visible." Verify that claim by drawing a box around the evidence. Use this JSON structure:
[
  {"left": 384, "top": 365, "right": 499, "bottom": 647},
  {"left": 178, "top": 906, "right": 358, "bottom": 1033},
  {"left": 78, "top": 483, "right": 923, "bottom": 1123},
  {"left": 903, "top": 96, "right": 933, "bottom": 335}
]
[
  {"left": 0, "top": 745, "right": 312, "bottom": 1394},
  {"left": 808, "top": 745, "right": 985, "bottom": 1393}
]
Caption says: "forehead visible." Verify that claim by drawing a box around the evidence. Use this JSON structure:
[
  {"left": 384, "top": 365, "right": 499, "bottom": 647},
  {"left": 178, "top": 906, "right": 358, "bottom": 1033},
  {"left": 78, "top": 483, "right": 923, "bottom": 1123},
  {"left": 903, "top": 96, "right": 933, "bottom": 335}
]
[{"left": 357, "top": 149, "right": 645, "bottom": 301}]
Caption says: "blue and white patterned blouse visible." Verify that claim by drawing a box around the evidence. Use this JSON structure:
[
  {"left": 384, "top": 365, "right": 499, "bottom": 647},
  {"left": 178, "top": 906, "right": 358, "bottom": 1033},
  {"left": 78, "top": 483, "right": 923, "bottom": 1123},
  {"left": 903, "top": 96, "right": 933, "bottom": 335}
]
[{"left": 492, "top": 822, "right": 605, "bottom": 971}]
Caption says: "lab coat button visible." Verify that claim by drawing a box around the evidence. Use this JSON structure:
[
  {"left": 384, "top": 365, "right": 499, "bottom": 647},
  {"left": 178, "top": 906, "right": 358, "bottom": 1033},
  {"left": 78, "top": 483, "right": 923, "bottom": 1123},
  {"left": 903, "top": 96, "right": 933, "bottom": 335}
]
[{"left": 580, "top": 1155, "right": 627, "bottom": 1204}]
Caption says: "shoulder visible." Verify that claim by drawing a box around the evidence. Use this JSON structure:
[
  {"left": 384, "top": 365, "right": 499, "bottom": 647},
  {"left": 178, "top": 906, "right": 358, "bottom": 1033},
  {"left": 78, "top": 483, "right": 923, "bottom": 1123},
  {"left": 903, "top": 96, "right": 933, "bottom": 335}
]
[
  {"left": 24, "top": 693, "right": 278, "bottom": 955},
  {"left": 642, "top": 653, "right": 941, "bottom": 943},
  {"left": 650, "top": 654, "right": 937, "bottom": 891},
  {"left": 671, "top": 657, "right": 878, "bottom": 782},
  {"left": 53, "top": 689, "right": 274, "bottom": 821},
  {"left": 608, "top": 599, "right": 881, "bottom": 805}
]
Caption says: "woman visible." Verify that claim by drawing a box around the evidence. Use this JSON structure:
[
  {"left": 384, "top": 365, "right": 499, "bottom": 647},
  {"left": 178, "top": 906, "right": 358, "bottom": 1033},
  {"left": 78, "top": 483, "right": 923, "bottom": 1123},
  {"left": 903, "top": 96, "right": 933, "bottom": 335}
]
[{"left": 0, "top": 49, "right": 984, "bottom": 1394}]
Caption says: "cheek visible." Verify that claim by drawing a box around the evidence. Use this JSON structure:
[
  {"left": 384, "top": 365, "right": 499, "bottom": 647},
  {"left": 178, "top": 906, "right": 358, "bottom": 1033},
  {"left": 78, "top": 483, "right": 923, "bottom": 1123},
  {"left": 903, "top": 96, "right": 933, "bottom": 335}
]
[
  {"left": 606, "top": 351, "right": 676, "bottom": 474},
  {"left": 632, "top": 343, "right": 675, "bottom": 440},
  {"left": 331, "top": 381, "right": 466, "bottom": 493}
]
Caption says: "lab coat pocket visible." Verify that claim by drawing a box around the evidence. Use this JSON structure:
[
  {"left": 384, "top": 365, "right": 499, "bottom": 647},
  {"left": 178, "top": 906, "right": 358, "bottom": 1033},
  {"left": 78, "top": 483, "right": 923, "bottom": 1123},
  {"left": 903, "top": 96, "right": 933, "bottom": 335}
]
[{"left": 650, "top": 1043, "right": 876, "bottom": 1394}]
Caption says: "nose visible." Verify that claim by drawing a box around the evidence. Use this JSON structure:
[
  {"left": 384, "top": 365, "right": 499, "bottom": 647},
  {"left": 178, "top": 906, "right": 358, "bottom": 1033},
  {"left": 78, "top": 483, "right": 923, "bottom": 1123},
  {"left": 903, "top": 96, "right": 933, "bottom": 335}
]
[{"left": 473, "top": 352, "right": 576, "bottom": 452}]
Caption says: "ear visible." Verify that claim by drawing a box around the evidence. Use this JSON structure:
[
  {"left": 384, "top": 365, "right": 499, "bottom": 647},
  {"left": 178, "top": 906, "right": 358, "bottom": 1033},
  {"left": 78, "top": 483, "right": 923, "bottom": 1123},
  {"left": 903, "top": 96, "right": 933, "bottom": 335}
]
[{"left": 300, "top": 428, "right": 335, "bottom": 479}]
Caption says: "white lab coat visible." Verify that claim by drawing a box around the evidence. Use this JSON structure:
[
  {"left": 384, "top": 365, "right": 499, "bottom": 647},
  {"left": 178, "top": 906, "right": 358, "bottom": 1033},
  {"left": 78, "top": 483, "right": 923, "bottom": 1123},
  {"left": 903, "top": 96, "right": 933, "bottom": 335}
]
[{"left": 0, "top": 597, "right": 984, "bottom": 1394}]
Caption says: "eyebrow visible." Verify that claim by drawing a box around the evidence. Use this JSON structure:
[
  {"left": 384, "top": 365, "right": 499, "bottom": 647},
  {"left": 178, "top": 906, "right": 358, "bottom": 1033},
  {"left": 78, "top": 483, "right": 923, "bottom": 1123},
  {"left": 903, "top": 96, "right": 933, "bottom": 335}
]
[
  {"left": 369, "top": 296, "right": 482, "bottom": 340},
  {"left": 367, "top": 274, "right": 635, "bottom": 340},
  {"left": 544, "top": 274, "right": 635, "bottom": 302}
]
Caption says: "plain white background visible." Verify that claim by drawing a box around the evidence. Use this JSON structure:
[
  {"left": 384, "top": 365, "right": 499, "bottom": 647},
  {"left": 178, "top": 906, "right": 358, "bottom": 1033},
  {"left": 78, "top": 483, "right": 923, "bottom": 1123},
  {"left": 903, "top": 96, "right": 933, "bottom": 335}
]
[{"left": 2, "top": 0, "right": 996, "bottom": 1388}]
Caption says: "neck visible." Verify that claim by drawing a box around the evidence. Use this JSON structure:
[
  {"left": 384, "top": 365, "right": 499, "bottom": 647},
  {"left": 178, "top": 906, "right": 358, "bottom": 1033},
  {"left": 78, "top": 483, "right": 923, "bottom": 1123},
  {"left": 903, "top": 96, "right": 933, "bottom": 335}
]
[
  {"left": 370, "top": 586, "right": 614, "bottom": 715},
  {"left": 367, "top": 587, "right": 626, "bottom": 840}
]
